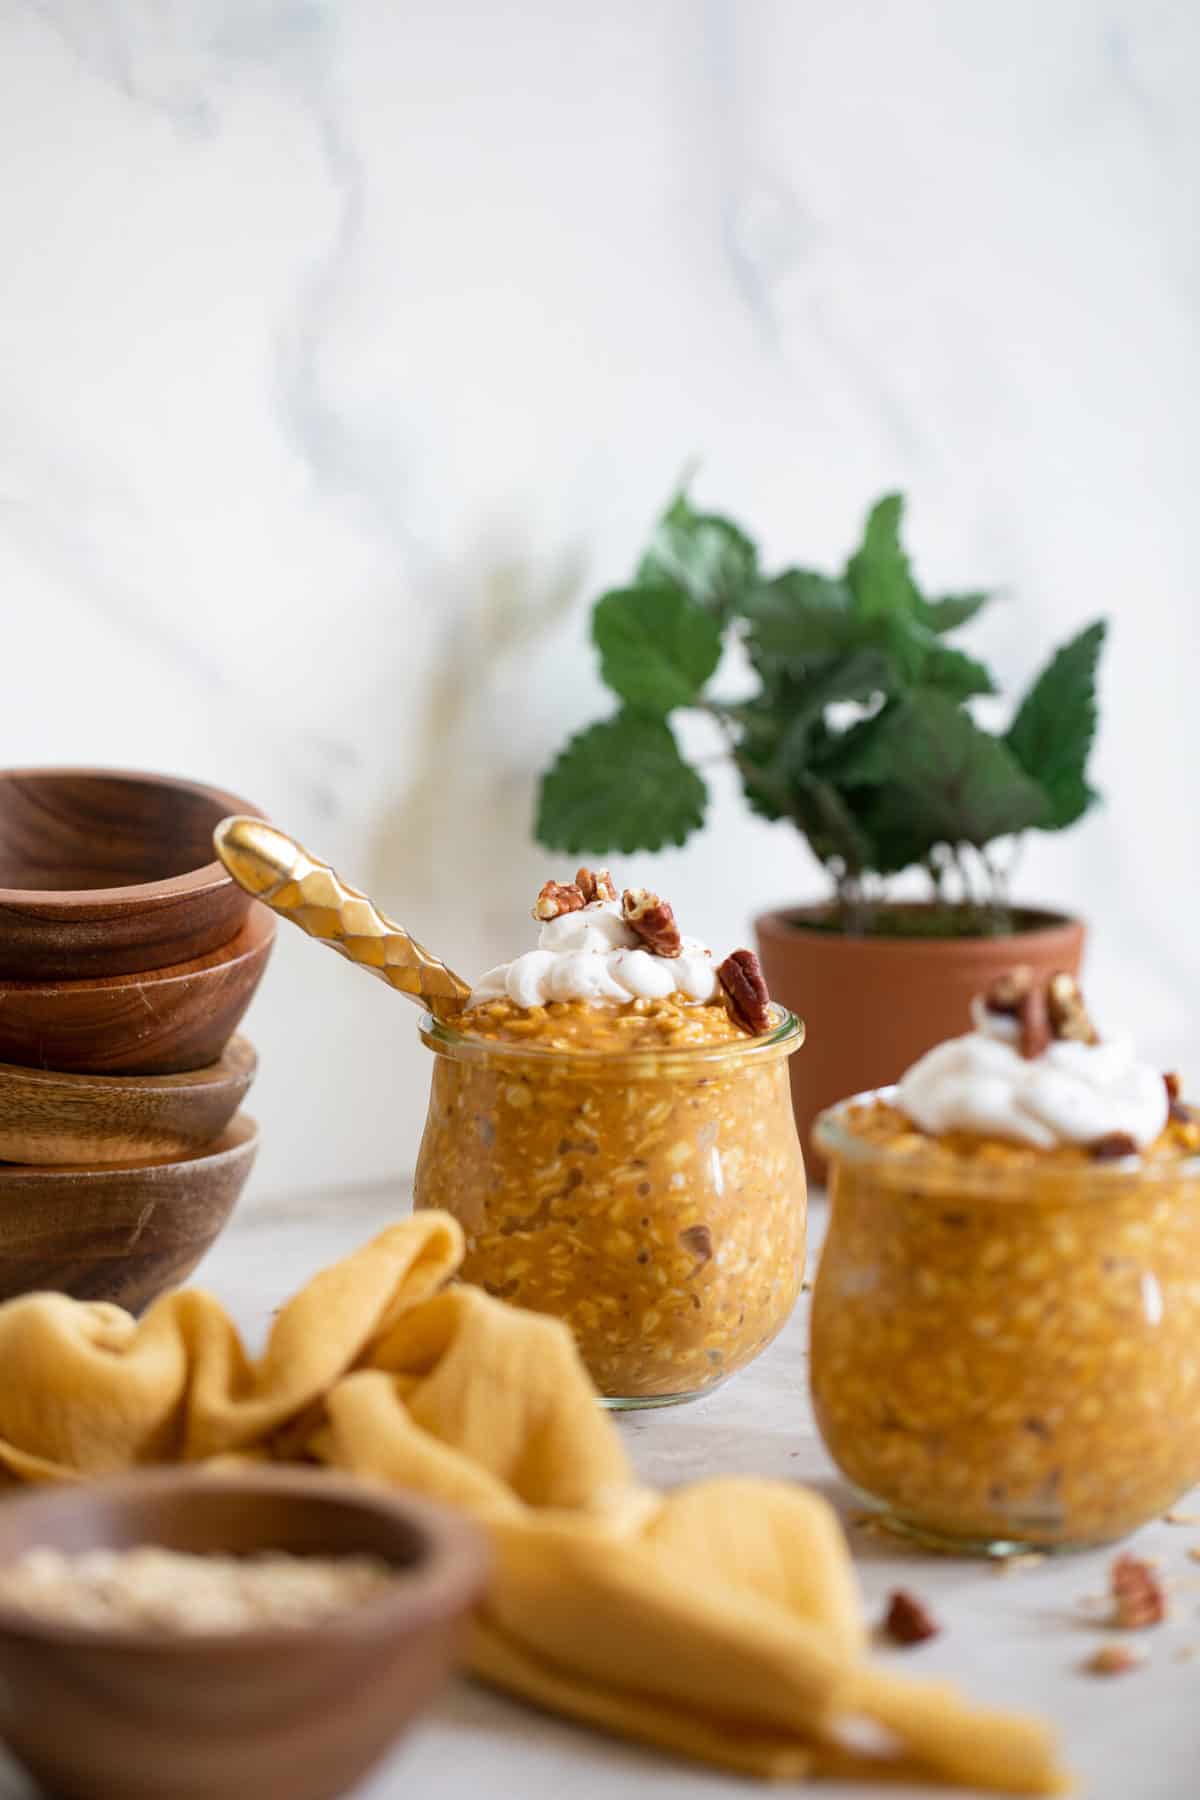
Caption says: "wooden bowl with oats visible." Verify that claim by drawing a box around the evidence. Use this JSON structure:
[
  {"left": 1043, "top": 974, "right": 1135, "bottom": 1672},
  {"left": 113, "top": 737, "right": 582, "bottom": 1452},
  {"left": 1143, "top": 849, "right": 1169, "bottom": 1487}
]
[{"left": 0, "top": 1468, "right": 488, "bottom": 1800}]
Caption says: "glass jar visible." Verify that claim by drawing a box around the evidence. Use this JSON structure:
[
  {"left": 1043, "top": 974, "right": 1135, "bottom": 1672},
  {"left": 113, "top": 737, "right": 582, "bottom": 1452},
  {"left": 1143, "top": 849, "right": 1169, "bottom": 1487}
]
[
  {"left": 413, "top": 1008, "right": 806, "bottom": 1407},
  {"left": 811, "top": 1094, "right": 1200, "bottom": 1554}
]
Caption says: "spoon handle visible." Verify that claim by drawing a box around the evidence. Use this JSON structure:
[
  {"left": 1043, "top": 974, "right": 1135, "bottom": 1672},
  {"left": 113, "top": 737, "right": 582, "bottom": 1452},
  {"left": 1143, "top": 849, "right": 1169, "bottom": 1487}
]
[{"left": 213, "top": 817, "right": 472, "bottom": 1015}]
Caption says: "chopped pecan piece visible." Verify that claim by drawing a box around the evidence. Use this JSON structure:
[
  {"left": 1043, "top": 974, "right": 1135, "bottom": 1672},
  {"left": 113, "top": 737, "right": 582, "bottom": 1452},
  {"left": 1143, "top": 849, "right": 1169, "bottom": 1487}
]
[
  {"left": 1016, "top": 983, "right": 1051, "bottom": 1060},
  {"left": 1089, "top": 1132, "right": 1139, "bottom": 1162},
  {"left": 575, "top": 867, "right": 616, "bottom": 904},
  {"left": 984, "top": 966, "right": 1036, "bottom": 1016},
  {"left": 1047, "top": 971, "right": 1099, "bottom": 1044},
  {"left": 532, "top": 880, "right": 586, "bottom": 922},
  {"left": 1111, "top": 1553, "right": 1166, "bottom": 1628},
  {"left": 883, "top": 1589, "right": 939, "bottom": 1645},
  {"left": 984, "top": 966, "right": 1050, "bottom": 1058},
  {"left": 1083, "top": 1644, "right": 1142, "bottom": 1676},
  {"left": 621, "top": 888, "right": 682, "bottom": 957},
  {"left": 717, "top": 949, "right": 772, "bottom": 1035},
  {"left": 1164, "top": 1072, "right": 1194, "bottom": 1123},
  {"left": 678, "top": 1224, "right": 713, "bottom": 1270}
]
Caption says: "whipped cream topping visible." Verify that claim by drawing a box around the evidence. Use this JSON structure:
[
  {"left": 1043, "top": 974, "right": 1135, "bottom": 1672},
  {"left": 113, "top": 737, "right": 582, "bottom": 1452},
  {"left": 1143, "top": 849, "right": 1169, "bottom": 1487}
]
[
  {"left": 896, "top": 999, "right": 1169, "bottom": 1150},
  {"left": 468, "top": 901, "right": 717, "bottom": 1010}
]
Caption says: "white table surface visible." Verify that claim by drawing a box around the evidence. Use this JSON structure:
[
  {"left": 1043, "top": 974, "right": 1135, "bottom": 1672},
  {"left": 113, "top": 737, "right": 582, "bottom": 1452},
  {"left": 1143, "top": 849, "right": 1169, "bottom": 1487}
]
[{"left": 3, "top": 1180, "right": 1197, "bottom": 1800}]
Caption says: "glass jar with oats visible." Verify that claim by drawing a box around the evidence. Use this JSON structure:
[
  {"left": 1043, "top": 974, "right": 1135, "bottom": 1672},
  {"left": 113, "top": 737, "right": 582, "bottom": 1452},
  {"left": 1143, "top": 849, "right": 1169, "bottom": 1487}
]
[
  {"left": 412, "top": 872, "right": 807, "bottom": 1406},
  {"left": 810, "top": 968, "right": 1200, "bottom": 1554}
]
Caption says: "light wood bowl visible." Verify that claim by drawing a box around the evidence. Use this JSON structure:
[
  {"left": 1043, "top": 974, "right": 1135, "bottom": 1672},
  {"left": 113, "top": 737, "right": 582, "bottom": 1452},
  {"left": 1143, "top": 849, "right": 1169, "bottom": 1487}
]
[
  {"left": 0, "top": 768, "right": 267, "bottom": 980},
  {"left": 0, "top": 907, "right": 275, "bottom": 1077},
  {"left": 0, "top": 1114, "right": 257, "bottom": 1311},
  {"left": 0, "top": 1467, "right": 488, "bottom": 1800},
  {"left": 0, "top": 1036, "right": 257, "bottom": 1165}
]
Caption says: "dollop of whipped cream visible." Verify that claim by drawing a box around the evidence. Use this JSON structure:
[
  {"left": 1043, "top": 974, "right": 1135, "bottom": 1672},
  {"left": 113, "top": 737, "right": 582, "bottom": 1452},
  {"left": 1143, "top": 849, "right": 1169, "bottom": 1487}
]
[
  {"left": 468, "top": 901, "right": 717, "bottom": 1010},
  {"left": 896, "top": 998, "right": 1169, "bottom": 1150}
]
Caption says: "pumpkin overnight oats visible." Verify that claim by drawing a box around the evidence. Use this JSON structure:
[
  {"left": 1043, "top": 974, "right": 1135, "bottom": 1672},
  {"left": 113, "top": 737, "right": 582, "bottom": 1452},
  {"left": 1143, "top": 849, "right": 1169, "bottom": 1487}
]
[
  {"left": 811, "top": 968, "right": 1200, "bottom": 1553},
  {"left": 413, "top": 870, "right": 807, "bottom": 1405}
]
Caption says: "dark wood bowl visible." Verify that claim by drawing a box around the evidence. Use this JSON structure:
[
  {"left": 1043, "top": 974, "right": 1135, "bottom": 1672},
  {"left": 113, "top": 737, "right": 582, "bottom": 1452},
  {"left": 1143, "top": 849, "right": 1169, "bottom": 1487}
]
[
  {"left": 0, "top": 906, "right": 275, "bottom": 1076},
  {"left": 0, "top": 1035, "right": 257, "bottom": 1164},
  {"left": 0, "top": 1113, "right": 257, "bottom": 1311},
  {"left": 0, "top": 768, "right": 266, "bottom": 980},
  {"left": 0, "top": 1467, "right": 488, "bottom": 1800}
]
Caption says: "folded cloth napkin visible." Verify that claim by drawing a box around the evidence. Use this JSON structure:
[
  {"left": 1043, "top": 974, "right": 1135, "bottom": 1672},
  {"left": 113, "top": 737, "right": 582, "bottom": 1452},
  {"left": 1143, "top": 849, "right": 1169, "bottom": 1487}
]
[{"left": 0, "top": 1214, "right": 1067, "bottom": 1793}]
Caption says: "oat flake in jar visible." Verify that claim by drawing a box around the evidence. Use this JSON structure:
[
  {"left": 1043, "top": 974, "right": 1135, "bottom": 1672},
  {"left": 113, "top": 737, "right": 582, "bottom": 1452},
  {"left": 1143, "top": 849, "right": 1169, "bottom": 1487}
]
[{"left": 412, "top": 872, "right": 808, "bottom": 1406}]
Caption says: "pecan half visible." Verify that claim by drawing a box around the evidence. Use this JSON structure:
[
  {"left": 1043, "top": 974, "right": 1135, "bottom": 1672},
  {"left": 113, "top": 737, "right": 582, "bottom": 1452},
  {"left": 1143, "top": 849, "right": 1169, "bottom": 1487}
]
[
  {"left": 1090, "top": 1132, "right": 1139, "bottom": 1162},
  {"left": 1111, "top": 1554, "right": 1166, "bottom": 1628},
  {"left": 883, "top": 1589, "right": 939, "bottom": 1645},
  {"left": 1047, "top": 971, "right": 1099, "bottom": 1044},
  {"left": 575, "top": 867, "right": 617, "bottom": 904},
  {"left": 1165, "top": 1071, "right": 1182, "bottom": 1103},
  {"left": 621, "top": 888, "right": 682, "bottom": 957},
  {"left": 532, "top": 880, "right": 586, "bottom": 922},
  {"left": 718, "top": 949, "right": 772, "bottom": 1035}
]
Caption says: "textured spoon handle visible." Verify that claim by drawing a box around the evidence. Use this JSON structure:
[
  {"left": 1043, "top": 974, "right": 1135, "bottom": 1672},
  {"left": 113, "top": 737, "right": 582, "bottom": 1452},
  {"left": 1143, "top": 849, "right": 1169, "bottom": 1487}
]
[{"left": 213, "top": 817, "right": 471, "bottom": 1015}]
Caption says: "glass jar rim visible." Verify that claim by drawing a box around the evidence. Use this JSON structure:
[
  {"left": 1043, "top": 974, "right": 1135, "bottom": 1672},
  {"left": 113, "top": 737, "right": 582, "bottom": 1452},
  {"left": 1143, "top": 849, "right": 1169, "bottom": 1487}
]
[
  {"left": 815, "top": 1087, "right": 1200, "bottom": 1197},
  {"left": 418, "top": 1003, "right": 804, "bottom": 1073}
]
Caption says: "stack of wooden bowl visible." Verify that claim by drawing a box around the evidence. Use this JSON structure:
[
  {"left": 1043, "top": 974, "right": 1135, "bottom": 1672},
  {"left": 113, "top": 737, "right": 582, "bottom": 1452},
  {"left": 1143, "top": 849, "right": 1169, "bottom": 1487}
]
[{"left": 0, "top": 769, "right": 275, "bottom": 1313}]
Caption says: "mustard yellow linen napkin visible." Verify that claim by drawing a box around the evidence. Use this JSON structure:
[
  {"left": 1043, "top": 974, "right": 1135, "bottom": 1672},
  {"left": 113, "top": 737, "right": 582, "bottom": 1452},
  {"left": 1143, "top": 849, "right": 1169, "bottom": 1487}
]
[{"left": 0, "top": 1215, "right": 1067, "bottom": 1794}]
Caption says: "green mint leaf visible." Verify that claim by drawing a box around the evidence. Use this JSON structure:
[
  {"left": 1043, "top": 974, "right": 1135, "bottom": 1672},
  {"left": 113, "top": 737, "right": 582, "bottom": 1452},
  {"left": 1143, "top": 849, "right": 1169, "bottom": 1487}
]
[
  {"left": 837, "top": 688, "right": 1049, "bottom": 848},
  {"left": 536, "top": 712, "right": 708, "bottom": 854},
  {"left": 915, "top": 590, "right": 992, "bottom": 633},
  {"left": 875, "top": 615, "right": 995, "bottom": 697},
  {"left": 919, "top": 638, "right": 996, "bottom": 700},
  {"left": 1005, "top": 619, "right": 1107, "bottom": 829},
  {"left": 636, "top": 491, "right": 758, "bottom": 615},
  {"left": 592, "top": 584, "right": 723, "bottom": 714},
  {"left": 734, "top": 648, "right": 892, "bottom": 810},
  {"left": 740, "top": 571, "right": 856, "bottom": 669},
  {"left": 845, "top": 492, "right": 916, "bottom": 619}
]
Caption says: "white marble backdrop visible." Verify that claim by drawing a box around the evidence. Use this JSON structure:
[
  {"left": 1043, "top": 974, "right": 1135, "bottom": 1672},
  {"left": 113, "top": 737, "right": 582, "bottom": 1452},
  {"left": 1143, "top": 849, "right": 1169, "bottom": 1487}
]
[{"left": 0, "top": 0, "right": 1197, "bottom": 1198}]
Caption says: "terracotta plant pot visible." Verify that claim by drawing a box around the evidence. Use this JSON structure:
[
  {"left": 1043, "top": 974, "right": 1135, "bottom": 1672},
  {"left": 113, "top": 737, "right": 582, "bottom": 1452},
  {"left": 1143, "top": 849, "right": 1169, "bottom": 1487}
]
[{"left": 755, "top": 903, "right": 1085, "bottom": 1181}]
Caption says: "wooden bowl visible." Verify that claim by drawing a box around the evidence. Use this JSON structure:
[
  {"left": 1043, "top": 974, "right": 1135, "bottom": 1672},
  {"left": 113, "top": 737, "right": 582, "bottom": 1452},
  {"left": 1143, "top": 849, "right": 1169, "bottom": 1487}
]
[
  {"left": 0, "top": 767, "right": 266, "bottom": 980},
  {"left": 0, "top": 1036, "right": 257, "bottom": 1164},
  {"left": 0, "top": 1113, "right": 257, "bottom": 1311},
  {"left": 0, "top": 906, "right": 275, "bottom": 1076},
  {"left": 0, "top": 1467, "right": 488, "bottom": 1800}
]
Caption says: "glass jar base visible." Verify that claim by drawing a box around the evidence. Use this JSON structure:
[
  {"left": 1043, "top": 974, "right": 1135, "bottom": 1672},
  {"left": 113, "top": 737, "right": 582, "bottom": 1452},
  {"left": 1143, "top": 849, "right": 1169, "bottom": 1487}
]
[
  {"left": 855, "top": 1501, "right": 1115, "bottom": 1559},
  {"left": 599, "top": 1379, "right": 729, "bottom": 1412}
]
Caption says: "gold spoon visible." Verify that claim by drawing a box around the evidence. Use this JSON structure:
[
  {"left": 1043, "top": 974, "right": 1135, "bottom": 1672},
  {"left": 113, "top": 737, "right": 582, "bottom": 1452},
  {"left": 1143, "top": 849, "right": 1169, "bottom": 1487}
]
[{"left": 213, "top": 817, "right": 472, "bottom": 1017}]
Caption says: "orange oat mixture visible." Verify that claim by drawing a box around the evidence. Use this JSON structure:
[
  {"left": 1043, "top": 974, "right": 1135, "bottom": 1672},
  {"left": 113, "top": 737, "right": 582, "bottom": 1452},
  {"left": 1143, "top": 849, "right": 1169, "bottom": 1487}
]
[
  {"left": 811, "top": 972, "right": 1200, "bottom": 1551},
  {"left": 840, "top": 1096, "right": 1200, "bottom": 1167},
  {"left": 413, "top": 874, "right": 806, "bottom": 1404},
  {"left": 460, "top": 994, "right": 747, "bottom": 1051}
]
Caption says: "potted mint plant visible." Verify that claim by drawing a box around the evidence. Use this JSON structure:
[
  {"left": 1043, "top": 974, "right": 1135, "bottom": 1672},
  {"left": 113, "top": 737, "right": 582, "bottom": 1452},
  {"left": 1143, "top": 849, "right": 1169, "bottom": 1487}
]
[{"left": 535, "top": 489, "right": 1105, "bottom": 1165}]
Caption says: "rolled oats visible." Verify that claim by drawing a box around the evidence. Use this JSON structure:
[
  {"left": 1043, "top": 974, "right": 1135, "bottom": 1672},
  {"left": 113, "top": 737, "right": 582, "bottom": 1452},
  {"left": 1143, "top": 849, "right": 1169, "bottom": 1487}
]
[{"left": 0, "top": 1547, "right": 395, "bottom": 1634}]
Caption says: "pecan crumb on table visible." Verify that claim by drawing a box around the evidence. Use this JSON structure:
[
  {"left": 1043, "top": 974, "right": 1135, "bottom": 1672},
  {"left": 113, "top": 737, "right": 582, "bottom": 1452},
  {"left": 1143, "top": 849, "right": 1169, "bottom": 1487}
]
[
  {"left": 1110, "top": 1553, "right": 1167, "bottom": 1628},
  {"left": 882, "top": 1589, "right": 940, "bottom": 1645},
  {"left": 1083, "top": 1644, "right": 1143, "bottom": 1677}
]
